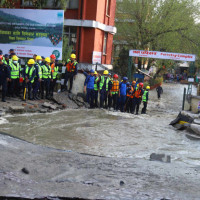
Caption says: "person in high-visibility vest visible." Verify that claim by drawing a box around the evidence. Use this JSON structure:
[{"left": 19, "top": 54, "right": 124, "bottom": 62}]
[
  {"left": 93, "top": 71, "right": 99, "bottom": 108},
  {"left": 9, "top": 55, "right": 21, "bottom": 97},
  {"left": 125, "top": 82, "right": 132, "bottom": 113},
  {"left": 41, "top": 57, "right": 53, "bottom": 99},
  {"left": 22, "top": 59, "right": 36, "bottom": 100},
  {"left": 0, "top": 55, "right": 10, "bottom": 102},
  {"left": 141, "top": 86, "right": 150, "bottom": 114},
  {"left": 132, "top": 82, "right": 144, "bottom": 115},
  {"left": 33, "top": 55, "right": 42, "bottom": 100},
  {"left": 50, "top": 59, "right": 60, "bottom": 98},
  {"left": 110, "top": 74, "right": 120, "bottom": 111},
  {"left": 63, "top": 54, "right": 78, "bottom": 93},
  {"left": 99, "top": 70, "right": 112, "bottom": 108}
]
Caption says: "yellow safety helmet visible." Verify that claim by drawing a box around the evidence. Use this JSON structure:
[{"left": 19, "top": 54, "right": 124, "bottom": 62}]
[
  {"left": 103, "top": 70, "right": 109, "bottom": 75},
  {"left": 12, "top": 55, "right": 18, "bottom": 61},
  {"left": 71, "top": 54, "right": 76, "bottom": 59},
  {"left": 36, "top": 55, "right": 42, "bottom": 60},
  {"left": 94, "top": 71, "right": 97, "bottom": 75},
  {"left": 45, "top": 57, "right": 51, "bottom": 63},
  {"left": 146, "top": 86, "right": 150, "bottom": 90},
  {"left": 27, "top": 59, "right": 35, "bottom": 65}
]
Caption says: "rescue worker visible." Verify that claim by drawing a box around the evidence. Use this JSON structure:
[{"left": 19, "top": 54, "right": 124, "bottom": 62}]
[
  {"left": 3, "top": 54, "right": 10, "bottom": 65},
  {"left": 108, "top": 74, "right": 113, "bottom": 109},
  {"left": 110, "top": 74, "right": 120, "bottom": 111},
  {"left": 50, "top": 59, "right": 60, "bottom": 98},
  {"left": 0, "top": 50, "right": 2, "bottom": 55},
  {"left": 129, "top": 81, "right": 137, "bottom": 113},
  {"left": 156, "top": 84, "right": 163, "bottom": 99},
  {"left": 41, "top": 57, "right": 52, "bottom": 99},
  {"left": 125, "top": 82, "right": 132, "bottom": 113},
  {"left": 10, "top": 55, "right": 20, "bottom": 97},
  {"left": 132, "top": 82, "right": 144, "bottom": 115},
  {"left": 99, "top": 70, "right": 112, "bottom": 108},
  {"left": 33, "top": 55, "right": 42, "bottom": 100},
  {"left": 0, "top": 55, "right": 10, "bottom": 102},
  {"left": 50, "top": 54, "right": 56, "bottom": 64},
  {"left": 9, "top": 49, "right": 15, "bottom": 59},
  {"left": 64, "top": 54, "right": 78, "bottom": 93},
  {"left": 141, "top": 86, "right": 150, "bottom": 114},
  {"left": 84, "top": 69, "right": 95, "bottom": 108},
  {"left": 41, "top": 56, "right": 45, "bottom": 65},
  {"left": 22, "top": 59, "right": 36, "bottom": 100},
  {"left": 94, "top": 71, "right": 99, "bottom": 108},
  {"left": 33, "top": 54, "right": 37, "bottom": 61},
  {"left": 119, "top": 77, "right": 128, "bottom": 112}
]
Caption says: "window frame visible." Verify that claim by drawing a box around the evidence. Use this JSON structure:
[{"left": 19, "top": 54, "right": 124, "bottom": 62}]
[{"left": 103, "top": 32, "right": 108, "bottom": 55}]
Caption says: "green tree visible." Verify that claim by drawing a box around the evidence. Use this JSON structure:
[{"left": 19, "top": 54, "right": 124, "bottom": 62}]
[
  {"left": 116, "top": 0, "right": 200, "bottom": 55},
  {"left": 62, "top": 35, "right": 73, "bottom": 62}
]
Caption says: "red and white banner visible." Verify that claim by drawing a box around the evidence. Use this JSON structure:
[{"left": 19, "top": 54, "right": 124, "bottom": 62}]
[{"left": 129, "top": 50, "right": 195, "bottom": 62}]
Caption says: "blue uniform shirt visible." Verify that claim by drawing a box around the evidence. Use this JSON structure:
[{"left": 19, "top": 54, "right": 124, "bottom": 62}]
[
  {"left": 84, "top": 74, "right": 95, "bottom": 89},
  {"left": 120, "top": 82, "right": 127, "bottom": 96}
]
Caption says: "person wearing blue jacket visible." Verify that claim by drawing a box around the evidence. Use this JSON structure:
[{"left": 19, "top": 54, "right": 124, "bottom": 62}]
[
  {"left": 84, "top": 69, "right": 95, "bottom": 108},
  {"left": 119, "top": 77, "right": 128, "bottom": 112}
]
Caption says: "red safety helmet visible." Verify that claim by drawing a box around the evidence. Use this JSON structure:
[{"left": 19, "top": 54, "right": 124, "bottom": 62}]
[
  {"left": 139, "top": 83, "right": 144, "bottom": 87},
  {"left": 50, "top": 54, "right": 56, "bottom": 59},
  {"left": 0, "top": 55, "right": 3, "bottom": 61},
  {"left": 113, "top": 74, "right": 118, "bottom": 79}
]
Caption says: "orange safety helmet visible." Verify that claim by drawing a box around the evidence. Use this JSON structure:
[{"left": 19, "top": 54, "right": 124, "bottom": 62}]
[{"left": 132, "top": 81, "right": 136, "bottom": 84}]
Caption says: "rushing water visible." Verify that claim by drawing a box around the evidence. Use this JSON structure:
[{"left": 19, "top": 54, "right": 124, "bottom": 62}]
[{"left": 0, "top": 83, "right": 199, "bottom": 166}]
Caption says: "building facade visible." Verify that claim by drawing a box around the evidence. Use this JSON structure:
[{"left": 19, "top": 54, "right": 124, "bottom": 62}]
[{"left": 15, "top": 0, "right": 117, "bottom": 69}]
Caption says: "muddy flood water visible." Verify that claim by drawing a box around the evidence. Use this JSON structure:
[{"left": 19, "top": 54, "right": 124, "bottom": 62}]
[{"left": 0, "top": 83, "right": 199, "bottom": 167}]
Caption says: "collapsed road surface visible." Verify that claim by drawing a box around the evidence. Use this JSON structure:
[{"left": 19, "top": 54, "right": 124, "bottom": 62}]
[{"left": 1, "top": 83, "right": 200, "bottom": 199}]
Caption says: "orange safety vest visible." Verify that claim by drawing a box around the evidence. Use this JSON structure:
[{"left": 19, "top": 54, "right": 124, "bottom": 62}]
[
  {"left": 51, "top": 63, "right": 55, "bottom": 73},
  {"left": 128, "top": 86, "right": 135, "bottom": 98},
  {"left": 111, "top": 80, "right": 119, "bottom": 93},
  {"left": 135, "top": 88, "right": 142, "bottom": 98},
  {"left": 66, "top": 61, "right": 76, "bottom": 73}
]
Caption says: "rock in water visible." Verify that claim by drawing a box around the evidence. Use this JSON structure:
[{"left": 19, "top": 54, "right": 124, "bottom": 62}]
[
  {"left": 21, "top": 168, "right": 29, "bottom": 174},
  {"left": 189, "top": 124, "right": 200, "bottom": 135},
  {"left": 150, "top": 153, "right": 171, "bottom": 163},
  {"left": 120, "top": 181, "right": 125, "bottom": 186}
]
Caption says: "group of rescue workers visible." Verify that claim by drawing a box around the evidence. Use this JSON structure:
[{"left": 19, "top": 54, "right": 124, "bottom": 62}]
[
  {"left": 83, "top": 69, "right": 150, "bottom": 114},
  {"left": 0, "top": 49, "right": 78, "bottom": 102},
  {"left": 0, "top": 50, "right": 150, "bottom": 114}
]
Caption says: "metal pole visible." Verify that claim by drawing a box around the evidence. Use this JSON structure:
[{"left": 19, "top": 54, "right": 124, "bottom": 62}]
[{"left": 182, "top": 87, "right": 186, "bottom": 111}]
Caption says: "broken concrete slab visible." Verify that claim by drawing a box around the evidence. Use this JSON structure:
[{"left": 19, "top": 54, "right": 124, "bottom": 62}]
[
  {"left": 9, "top": 106, "right": 25, "bottom": 113},
  {"left": 42, "top": 102, "right": 57, "bottom": 110}
]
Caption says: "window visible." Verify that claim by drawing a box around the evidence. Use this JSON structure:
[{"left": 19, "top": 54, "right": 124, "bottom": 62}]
[
  {"left": 103, "top": 33, "right": 108, "bottom": 55},
  {"left": 64, "top": 26, "right": 77, "bottom": 50},
  {"left": 68, "top": 0, "right": 79, "bottom": 9},
  {"left": 106, "top": 0, "right": 110, "bottom": 16},
  {"left": 21, "top": 0, "right": 33, "bottom": 6}
]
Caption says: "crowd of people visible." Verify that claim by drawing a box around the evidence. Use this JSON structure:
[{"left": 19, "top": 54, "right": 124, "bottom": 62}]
[
  {"left": 0, "top": 49, "right": 78, "bottom": 102},
  {"left": 83, "top": 69, "right": 150, "bottom": 114},
  {"left": 0, "top": 50, "right": 150, "bottom": 114}
]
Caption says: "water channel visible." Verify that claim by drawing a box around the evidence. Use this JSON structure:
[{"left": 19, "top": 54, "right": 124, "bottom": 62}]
[{"left": 0, "top": 83, "right": 199, "bottom": 167}]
